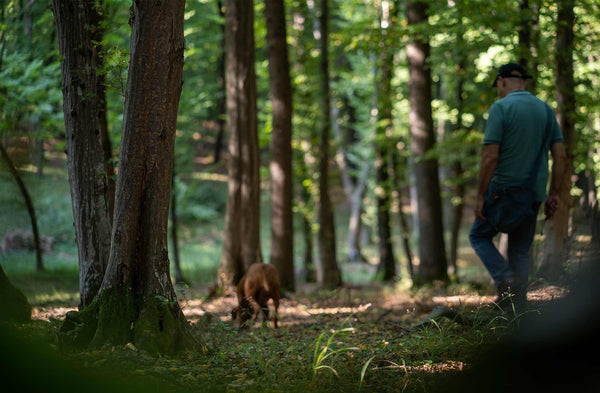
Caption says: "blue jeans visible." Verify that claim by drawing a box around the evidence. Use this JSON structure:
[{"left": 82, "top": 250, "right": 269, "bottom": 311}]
[{"left": 469, "top": 203, "right": 540, "bottom": 289}]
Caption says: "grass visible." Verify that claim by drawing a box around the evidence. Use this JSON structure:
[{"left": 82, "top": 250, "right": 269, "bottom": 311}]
[{"left": 3, "top": 296, "right": 510, "bottom": 393}]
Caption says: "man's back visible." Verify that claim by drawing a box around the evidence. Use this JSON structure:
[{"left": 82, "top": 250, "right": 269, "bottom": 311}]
[{"left": 484, "top": 90, "right": 562, "bottom": 201}]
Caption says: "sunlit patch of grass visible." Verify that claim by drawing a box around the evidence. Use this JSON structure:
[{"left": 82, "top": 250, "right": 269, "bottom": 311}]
[
  {"left": 1, "top": 249, "right": 79, "bottom": 308},
  {"left": 30, "top": 291, "right": 79, "bottom": 307}
]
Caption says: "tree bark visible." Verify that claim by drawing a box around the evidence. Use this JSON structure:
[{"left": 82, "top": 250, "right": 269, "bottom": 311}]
[
  {"left": 52, "top": 0, "right": 112, "bottom": 309},
  {"left": 391, "top": 150, "right": 415, "bottom": 280},
  {"left": 265, "top": 0, "right": 295, "bottom": 292},
  {"left": 447, "top": 61, "right": 467, "bottom": 279},
  {"left": 90, "top": 0, "right": 116, "bottom": 222},
  {"left": 517, "top": 0, "right": 540, "bottom": 93},
  {"left": 540, "top": 0, "right": 575, "bottom": 280},
  {"left": 406, "top": 1, "right": 448, "bottom": 284},
  {"left": 59, "top": 0, "right": 195, "bottom": 354},
  {"left": 317, "top": 0, "right": 342, "bottom": 289},
  {"left": 218, "top": 0, "right": 262, "bottom": 289},
  {"left": 375, "top": 1, "right": 397, "bottom": 281}
]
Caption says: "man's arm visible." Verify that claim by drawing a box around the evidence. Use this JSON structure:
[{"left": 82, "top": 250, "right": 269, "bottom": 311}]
[
  {"left": 545, "top": 141, "right": 567, "bottom": 219},
  {"left": 474, "top": 143, "right": 499, "bottom": 221}
]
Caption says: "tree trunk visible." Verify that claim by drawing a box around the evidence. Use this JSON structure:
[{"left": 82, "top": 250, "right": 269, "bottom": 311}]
[
  {"left": 406, "top": 1, "right": 448, "bottom": 285},
  {"left": 265, "top": 0, "right": 295, "bottom": 293},
  {"left": 0, "top": 264, "right": 31, "bottom": 322},
  {"left": 52, "top": 0, "right": 112, "bottom": 309},
  {"left": 59, "top": 0, "right": 195, "bottom": 354},
  {"left": 90, "top": 0, "right": 116, "bottom": 222},
  {"left": 391, "top": 150, "right": 415, "bottom": 280},
  {"left": 99, "top": 115, "right": 115, "bottom": 223},
  {"left": 540, "top": 0, "right": 575, "bottom": 281},
  {"left": 374, "top": 1, "right": 397, "bottom": 281},
  {"left": 317, "top": 0, "right": 342, "bottom": 289},
  {"left": 518, "top": 0, "right": 540, "bottom": 93},
  {"left": 447, "top": 61, "right": 467, "bottom": 279},
  {"left": 218, "top": 0, "right": 262, "bottom": 289},
  {"left": 0, "top": 143, "right": 44, "bottom": 272},
  {"left": 298, "top": 157, "right": 316, "bottom": 283}
]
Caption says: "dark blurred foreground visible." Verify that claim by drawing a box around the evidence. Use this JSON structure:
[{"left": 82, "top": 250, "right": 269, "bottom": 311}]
[{"left": 434, "top": 259, "right": 600, "bottom": 393}]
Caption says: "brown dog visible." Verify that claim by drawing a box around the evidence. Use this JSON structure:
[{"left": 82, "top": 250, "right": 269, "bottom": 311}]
[{"left": 232, "top": 263, "right": 280, "bottom": 329}]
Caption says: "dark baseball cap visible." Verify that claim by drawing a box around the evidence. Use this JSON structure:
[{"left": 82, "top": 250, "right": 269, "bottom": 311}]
[{"left": 492, "top": 62, "right": 532, "bottom": 87}]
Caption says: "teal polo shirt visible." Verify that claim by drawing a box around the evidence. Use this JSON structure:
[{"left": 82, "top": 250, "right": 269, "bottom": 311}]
[{"left": 484, "top": 90, "right": 563, "bottom": 201}]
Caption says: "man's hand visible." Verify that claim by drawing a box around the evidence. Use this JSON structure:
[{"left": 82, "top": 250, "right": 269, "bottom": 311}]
[
  {"left": 474, "top": 144, "right": 498, "bottom": 222},
  {"left": 546, "top": 142, "right": 566, "bottom": 220},
  {"left": 544, "top": 193, "right": 560, "bottom": 219},
  {"left": 474, "top": 195, "right": 487, "bottom": 222}
]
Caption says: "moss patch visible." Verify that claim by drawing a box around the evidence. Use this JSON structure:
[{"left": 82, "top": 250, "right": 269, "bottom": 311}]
[{"left": 134, "top": 295, "right": 180, "bottom": 354}]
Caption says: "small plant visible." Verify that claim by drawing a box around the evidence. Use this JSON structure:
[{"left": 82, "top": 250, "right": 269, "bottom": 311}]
[
  {"left": 359, "top": 355, "right": 376, "bottom": 387},
  {"left": 311, "top": 326, "right": 359, "bottom": 382}
]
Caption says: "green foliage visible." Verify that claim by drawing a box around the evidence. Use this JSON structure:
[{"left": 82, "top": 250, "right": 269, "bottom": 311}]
[
  {"left": 0, "top": 53, "right": 63, "bottom": 137},
  {"left": 174, "top": 178, "right": 227, "bottom": 224}
]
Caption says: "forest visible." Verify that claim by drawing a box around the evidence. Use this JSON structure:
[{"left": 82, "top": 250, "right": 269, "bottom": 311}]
[{"left": 1, "top": 0, "right": 599, "bottom": 392}]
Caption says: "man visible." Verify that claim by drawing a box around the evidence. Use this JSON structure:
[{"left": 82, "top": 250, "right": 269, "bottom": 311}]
[{"left": 469, "top": 62, "right": 567, "bottom": 312}]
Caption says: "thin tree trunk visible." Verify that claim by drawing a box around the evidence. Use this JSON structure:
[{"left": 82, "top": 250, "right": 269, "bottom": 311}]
[
  {"left": 298, "top": 157, "right": 316, "bottom": 283},
  {"left": 0, "top": 144, "right": 43, "bottom": 272},
  {"left": 332, "top": 99, "right": 368, "bottom": 263},
  {"left": 540, "top": 0, "right": 575, "bottom": 280},
  {"left": 406, "top": 1, "right": 447, "bottom": 284},
  {"left": 447, "top": 61, "right": 467, "bottom": 279},
  {"left": 265, "top": 0, "right": 295, "bottom": 292},
  {"left": 317, "top": 0, "right": 341, "bottom": 289},
  {"left": 375, "top": 1, "right": 397, "bottom": 281},
  {"left": 518, "top": 0, "right": 540, "bottom": 93},
  {"left": 218, "top": 0, "right": 262, "bottom": 289},
  {"left": 391, "top": 149, "right": 414, "bottom": 280}
]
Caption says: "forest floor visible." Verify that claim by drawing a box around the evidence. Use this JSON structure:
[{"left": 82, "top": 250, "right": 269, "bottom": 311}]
[{"left": 5, "top": 260, "right": 597, "bottom": 393}]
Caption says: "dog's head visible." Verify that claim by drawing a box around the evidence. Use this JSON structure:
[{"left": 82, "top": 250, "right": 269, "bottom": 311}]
[{"left": 232, "top": 301, "right": 253, "bottom": 329}]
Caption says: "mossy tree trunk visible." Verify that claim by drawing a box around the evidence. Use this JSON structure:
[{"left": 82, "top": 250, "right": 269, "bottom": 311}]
[{"left": 59, "top": 0, "right": 195, "bottom": 354}]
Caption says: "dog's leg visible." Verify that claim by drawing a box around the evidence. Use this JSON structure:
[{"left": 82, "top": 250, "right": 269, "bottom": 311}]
[
  {"left": 272, "top": 296, "right": 279, "bottom": 328},
  {"left": 247, "top": 296, "right": 262, "bottom": 323}
]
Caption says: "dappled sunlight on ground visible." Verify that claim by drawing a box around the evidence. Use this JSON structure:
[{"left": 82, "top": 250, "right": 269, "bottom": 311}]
[
  {"left": 32, "top": 306, "right": 76, "bottom": 322},
  {"left": 30, "top": 281, "right": 571, "bottom": 330}
]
